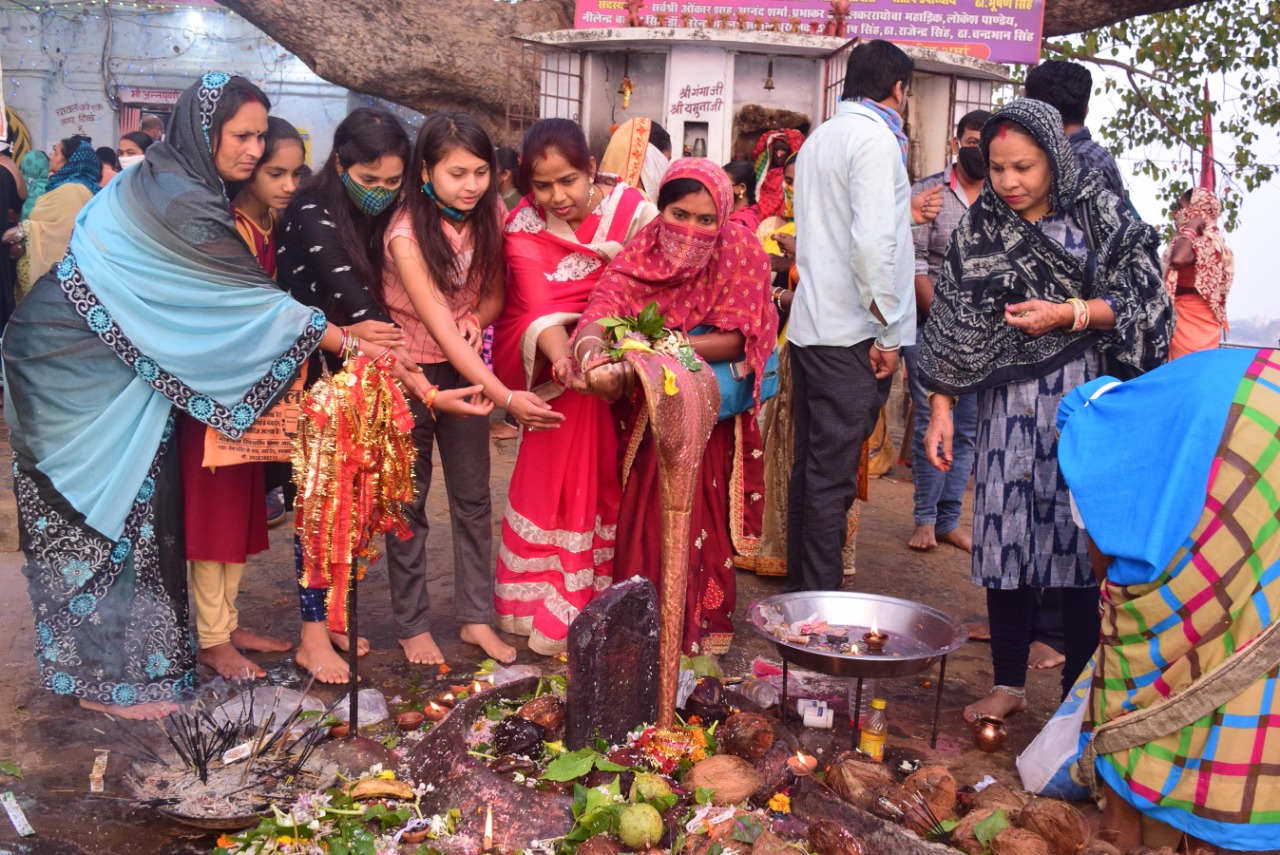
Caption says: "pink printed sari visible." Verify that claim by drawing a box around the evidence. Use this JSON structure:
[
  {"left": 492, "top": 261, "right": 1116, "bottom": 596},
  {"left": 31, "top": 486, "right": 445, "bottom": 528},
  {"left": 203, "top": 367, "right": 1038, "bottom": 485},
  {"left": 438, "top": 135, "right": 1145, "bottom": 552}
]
[{"left": 492, "top": 183, "right": 655, "bottom": 655}]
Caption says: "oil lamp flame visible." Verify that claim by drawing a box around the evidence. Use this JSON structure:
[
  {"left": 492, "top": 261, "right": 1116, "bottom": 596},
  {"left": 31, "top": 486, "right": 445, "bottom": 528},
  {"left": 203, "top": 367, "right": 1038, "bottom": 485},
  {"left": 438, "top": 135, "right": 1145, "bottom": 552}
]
[
  {"left": 871, "top": 615, "right": 878, "bottom": 635},
  {"left": 483, "top": 804, "right": 494, "bottom": 851}
]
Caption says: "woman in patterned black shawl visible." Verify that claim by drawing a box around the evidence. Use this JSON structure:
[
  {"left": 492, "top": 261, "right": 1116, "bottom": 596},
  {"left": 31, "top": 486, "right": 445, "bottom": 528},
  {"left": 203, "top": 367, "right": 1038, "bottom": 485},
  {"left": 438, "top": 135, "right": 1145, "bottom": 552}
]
[{"left": 917, "top": 98, "right": 1172, "bottom": 726}]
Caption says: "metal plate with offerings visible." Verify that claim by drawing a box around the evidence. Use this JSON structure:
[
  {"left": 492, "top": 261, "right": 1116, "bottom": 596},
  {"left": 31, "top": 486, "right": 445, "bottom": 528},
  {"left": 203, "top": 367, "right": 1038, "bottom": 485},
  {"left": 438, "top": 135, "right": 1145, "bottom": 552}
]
[{"left": 747, "top": 592, "right": 968, "bottom": 747}]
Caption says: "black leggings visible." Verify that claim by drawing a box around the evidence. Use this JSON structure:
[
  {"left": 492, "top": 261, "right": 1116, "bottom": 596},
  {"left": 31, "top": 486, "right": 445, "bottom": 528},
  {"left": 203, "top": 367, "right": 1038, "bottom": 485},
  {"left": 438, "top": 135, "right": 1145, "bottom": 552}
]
[{"left": 986, "top": 585, "right": 1101, "bottom": 699}]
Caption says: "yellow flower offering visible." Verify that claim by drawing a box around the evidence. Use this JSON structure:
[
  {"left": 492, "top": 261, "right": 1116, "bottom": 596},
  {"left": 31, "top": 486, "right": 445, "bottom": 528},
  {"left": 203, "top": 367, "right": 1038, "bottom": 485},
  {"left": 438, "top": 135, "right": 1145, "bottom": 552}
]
[{"left": 662, "top": 366, "right": 680, "bottom": 396}]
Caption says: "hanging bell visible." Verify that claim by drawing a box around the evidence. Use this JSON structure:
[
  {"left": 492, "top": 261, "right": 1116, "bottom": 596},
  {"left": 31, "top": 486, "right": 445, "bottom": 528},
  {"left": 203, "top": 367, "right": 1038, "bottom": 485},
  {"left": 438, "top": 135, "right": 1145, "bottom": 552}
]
[
  {"left": 764, "top": 58, "right": 776, "bottom": 91},
  {"left": 618, "top": 75, "right": 635, "bottom": 110}
]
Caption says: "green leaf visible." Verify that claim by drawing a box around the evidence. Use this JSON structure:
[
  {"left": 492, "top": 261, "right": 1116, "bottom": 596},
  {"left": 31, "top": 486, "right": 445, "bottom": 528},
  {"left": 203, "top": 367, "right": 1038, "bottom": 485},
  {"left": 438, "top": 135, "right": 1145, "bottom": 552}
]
[
  {"left": 973, "top": 808, "right": 1009, "bottom": 847},
  {"left": 544, "top": 747, "right": 599, "bottom": 781},
  {"left": 706, "top": 842, "right": 724, "bottom": 855},
  {"left": 0, "top": 761, "right": 22, "bottom": 778},
  {"left": 647, "top": 792, "right": 679, "bottom": 813},
  {"left": 730, "top": 814, "right": 764, "bottom": 844},
  {"left": 594, "top": 756, "right": 629, "bottom": 772},
  {"left": 695, "top": 785, "right": 716, "bottom": 806}
]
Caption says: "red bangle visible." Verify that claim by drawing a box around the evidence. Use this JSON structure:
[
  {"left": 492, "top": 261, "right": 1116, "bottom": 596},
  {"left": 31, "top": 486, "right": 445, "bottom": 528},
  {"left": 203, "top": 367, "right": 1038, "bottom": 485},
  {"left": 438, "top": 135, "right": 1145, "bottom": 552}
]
[
  {"left": 463, "top": 311, "right": 480, "bottom": 329},
  {"left": 424, "top": 386, "right": 439, "bottom": 412},
  {"left": 1179, "top": 228, "right": 1199, "bottom": 240}
]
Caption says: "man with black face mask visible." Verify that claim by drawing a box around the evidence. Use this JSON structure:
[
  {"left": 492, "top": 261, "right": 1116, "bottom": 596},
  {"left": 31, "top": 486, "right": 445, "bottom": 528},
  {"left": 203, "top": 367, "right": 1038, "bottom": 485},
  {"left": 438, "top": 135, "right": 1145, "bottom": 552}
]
[{"left": 902, "top": 109, "right": 989, "bottom": 554}]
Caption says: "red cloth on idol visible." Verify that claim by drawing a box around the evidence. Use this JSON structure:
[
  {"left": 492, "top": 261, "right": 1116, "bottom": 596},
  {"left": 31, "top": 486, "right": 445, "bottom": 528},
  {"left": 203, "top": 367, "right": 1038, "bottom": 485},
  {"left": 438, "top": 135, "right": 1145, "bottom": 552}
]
[{"left": 492, "top": 184, "right": 653, "bottom": 654}]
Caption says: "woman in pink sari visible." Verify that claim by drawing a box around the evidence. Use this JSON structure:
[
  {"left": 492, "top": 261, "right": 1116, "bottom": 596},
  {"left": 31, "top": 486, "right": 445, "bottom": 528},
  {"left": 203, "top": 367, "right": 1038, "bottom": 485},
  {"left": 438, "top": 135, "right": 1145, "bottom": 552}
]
[
  {"left": 492, "top": 119, "right": 657, "bottom": 655},
  {"left": 570, "top": 158, "right": 775, "bottom": 655}
]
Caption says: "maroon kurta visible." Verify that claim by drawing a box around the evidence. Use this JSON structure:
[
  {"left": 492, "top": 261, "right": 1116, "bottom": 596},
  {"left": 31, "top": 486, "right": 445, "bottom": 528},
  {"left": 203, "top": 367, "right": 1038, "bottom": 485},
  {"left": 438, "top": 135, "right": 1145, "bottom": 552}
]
[{"left": 177, "top": 413, "right": 268, "bottom": 564}]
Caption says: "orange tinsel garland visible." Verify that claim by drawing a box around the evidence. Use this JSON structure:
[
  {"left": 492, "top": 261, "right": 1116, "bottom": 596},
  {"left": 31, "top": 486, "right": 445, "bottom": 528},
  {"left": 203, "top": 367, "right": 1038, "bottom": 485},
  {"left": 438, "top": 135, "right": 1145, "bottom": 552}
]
[{"left": 293, "top": 353, "right": 417, "bottom": 634}]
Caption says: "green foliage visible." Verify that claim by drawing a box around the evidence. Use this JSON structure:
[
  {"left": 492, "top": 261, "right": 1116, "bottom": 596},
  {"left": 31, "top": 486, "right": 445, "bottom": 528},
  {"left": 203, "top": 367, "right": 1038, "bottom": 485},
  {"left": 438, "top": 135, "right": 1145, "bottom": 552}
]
[
  {"left": 1045, "top": 0, "right": 1280, "bottom": 230},
  {"left": 730, "top": 813, "right": 765, "bottom": 844},
  {"left": 561, "top": 778, "right": 625, "bottom": 852},
  {"left": 0, "top": 761, "right": 21, "bottom": 778},
  {"left": 972, "top": 808, "right": 1010, "bottom": 849},
  {"left": 542, "top": 746, "right": 635, "bottom": 782}
]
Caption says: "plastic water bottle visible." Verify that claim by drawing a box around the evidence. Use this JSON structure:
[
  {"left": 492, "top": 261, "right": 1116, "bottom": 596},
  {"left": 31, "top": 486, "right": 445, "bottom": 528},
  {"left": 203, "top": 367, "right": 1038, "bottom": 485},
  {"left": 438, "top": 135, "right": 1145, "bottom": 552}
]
[
  {"left": 739, "top": 678, "right": 779, "bottom": 709},
  {"left": 857, "top": 698, "right": 888, "bottom": 762}
]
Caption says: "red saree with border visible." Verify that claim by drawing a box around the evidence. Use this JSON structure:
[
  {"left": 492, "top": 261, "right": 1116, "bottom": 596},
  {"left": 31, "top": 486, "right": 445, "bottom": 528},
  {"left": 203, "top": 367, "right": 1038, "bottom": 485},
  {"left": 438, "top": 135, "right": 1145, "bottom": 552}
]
[{"left": 492, "top": 184, "right": 656, "bottom": 655}]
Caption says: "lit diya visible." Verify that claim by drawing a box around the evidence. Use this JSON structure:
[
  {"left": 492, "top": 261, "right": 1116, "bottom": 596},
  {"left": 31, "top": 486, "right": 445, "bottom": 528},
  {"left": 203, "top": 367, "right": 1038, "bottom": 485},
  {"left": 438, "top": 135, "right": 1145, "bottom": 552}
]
[
  {"left": 423, "top": 701, "right": 448, "bottom": 722},
  {"left": 862, "top": 616, "right": 888, "bottom": 654},
  {"left": 786, "top": 750, "right": 818, "bottom": 776}
]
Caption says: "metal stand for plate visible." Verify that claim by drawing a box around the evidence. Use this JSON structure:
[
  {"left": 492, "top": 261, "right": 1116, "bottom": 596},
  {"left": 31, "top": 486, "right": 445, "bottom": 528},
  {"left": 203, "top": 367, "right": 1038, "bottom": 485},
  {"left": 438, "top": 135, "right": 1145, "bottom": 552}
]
[
  {"left": 347, "top": 561, "right": 360, "bottom": 737},
  {"left": 846, "top": 655, "right": 949, "bottom": 750}
]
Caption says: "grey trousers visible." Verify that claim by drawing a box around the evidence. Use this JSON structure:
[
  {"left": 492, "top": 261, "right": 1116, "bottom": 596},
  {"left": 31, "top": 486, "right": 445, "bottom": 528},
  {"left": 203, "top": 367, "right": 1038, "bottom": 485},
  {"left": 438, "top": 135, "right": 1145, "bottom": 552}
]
[
  {"left": 385, "top": 361, "right": 493, "bottom": 637},
  {"left": 786, "top": 340, "right": 892, "bottom": 592}
]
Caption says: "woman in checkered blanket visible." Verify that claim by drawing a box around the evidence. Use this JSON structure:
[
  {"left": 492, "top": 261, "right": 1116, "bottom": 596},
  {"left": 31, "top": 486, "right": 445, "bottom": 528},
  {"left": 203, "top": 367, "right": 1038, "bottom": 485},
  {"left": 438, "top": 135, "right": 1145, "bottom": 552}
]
[{"left": 1058, "top": 347, "right": 1280, "bottom": 852}]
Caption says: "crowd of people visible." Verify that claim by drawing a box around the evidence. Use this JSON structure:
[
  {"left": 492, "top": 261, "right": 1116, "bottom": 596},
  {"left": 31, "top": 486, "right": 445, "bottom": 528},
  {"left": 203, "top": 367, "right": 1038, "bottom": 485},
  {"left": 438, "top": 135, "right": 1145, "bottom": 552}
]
[{"left": 1, "top": 38, "right": 1270, "bottom": 852}]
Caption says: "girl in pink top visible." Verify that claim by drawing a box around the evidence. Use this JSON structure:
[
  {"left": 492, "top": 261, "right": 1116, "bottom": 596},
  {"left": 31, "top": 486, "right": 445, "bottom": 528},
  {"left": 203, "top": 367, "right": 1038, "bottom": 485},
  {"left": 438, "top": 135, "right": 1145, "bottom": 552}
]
[{"left": 381, "top": 112, "right": 563, "bottom": 667}]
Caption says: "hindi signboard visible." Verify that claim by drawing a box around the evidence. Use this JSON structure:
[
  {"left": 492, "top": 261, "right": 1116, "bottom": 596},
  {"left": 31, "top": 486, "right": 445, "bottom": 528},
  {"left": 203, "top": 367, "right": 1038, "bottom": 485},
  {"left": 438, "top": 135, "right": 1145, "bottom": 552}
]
[{"left": 573, "top": 0, "right": 1044, "bottom": 65}]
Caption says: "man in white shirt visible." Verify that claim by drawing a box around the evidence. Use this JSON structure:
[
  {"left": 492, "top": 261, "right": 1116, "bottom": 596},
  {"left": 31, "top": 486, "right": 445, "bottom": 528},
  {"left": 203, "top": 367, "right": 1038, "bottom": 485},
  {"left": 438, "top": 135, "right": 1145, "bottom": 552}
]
[{"left": 787, "top": 39, "right": 916, "bottom": 591}]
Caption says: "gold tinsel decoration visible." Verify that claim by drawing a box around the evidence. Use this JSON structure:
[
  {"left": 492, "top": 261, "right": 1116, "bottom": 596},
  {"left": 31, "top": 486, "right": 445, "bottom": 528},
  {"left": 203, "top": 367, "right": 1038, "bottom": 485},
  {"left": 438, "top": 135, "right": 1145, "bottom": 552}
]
[{"left": 293, "top": 353, "right": 417, "bottom": 634}]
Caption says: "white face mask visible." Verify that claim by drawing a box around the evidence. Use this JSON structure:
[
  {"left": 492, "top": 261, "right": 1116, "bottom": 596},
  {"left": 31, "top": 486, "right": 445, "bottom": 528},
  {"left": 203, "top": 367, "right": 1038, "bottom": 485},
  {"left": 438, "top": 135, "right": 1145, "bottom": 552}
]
[{"left": 119, "top": 154, "right": 145, "bottom": 169}]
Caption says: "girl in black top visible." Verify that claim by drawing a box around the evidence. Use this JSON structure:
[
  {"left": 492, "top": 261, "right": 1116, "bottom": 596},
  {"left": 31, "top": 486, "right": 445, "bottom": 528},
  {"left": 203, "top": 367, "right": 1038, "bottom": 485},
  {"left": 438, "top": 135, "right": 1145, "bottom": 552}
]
[{"left": 279, "top": 107, "right": 492, "bottom": 683}]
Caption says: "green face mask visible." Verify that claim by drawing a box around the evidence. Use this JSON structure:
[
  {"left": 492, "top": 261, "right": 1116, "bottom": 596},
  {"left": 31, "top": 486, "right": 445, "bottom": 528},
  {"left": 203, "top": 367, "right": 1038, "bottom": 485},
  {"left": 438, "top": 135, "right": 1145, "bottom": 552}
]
[{"left": 341, "top": 171, "right": 398, "bottom": 216}]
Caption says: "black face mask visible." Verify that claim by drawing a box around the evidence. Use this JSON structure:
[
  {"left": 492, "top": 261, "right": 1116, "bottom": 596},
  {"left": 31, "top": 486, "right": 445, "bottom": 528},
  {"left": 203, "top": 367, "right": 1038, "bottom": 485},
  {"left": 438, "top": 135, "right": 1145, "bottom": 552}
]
[{"left": 957, "top": 146, "right": 986, "bottom": 180}]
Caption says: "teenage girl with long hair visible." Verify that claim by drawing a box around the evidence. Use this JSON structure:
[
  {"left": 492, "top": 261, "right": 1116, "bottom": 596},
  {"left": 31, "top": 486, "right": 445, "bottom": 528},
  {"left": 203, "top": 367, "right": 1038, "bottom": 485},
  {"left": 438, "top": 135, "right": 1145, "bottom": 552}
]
[
  {"left": 381, "top": 111, "right": 561, "bottom": 667},
  {"left": 280, "top": 107, "right": 491, "bottom": 682}
]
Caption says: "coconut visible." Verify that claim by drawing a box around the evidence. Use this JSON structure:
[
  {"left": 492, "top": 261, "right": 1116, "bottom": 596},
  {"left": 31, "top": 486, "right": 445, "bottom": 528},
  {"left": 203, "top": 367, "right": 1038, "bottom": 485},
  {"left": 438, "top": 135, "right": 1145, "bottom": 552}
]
[
  {"left": 515, "top": 694, "right": 565, "bottom": 736},
  {"left": 1013, "top": 798, "right": 1087, "bottom": 855},
  {"left": 576, "top": 834, "right": 624, "bottom": 855},
  {"left": 825, "top": 753, "right": 897, "bottom": 811},
  {"left": 718, "top": 712, "right": 776, "bottom": 761},
  {"left": 990, "top": 827, "right": 1052, "bottom": 855},
  {"left": 960, "top": 782, "right": 1031, "bottom": 815},
  {"left": 1077, "top": 839, "right": 1123, "bottom": 855},
  {"left": 807, "top": 819, "right": 865, "bottom": 855},
  {"left": 752, "top": 829, "right": 800, "bottom": 855},
  {"left": 902, "top": 764, "right": 958, "bottom": 831},
  {"left": 684, "top": 754, "right": 763, "bottom": 805},
  {"left": 950, "top": 807, "right": 997, "bottom": 855}
]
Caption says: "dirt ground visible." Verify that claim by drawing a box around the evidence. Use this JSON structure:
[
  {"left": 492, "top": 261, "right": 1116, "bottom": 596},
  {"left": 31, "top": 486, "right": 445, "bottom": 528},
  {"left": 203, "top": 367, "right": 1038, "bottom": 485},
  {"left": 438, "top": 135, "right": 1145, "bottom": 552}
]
[{"left": 0, "top": 418, "right": 1084, "bottom": 854}]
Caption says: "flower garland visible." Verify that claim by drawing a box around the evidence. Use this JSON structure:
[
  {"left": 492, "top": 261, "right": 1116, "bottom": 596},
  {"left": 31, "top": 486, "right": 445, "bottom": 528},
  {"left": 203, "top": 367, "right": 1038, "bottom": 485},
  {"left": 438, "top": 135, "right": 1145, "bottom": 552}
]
[{"left": 293, "top": 353, "right": 416, "bottom": 634}]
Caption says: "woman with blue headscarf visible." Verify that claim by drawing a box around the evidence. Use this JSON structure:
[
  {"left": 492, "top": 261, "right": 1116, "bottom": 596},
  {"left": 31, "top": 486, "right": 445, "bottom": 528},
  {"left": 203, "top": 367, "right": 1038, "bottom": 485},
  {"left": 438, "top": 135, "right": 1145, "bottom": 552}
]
[
  {"left": 4, "top": 137, "right": 100, "bottom": 298},
  {"left": 2, "top": 73, "right": 484, "bottom": 719}
]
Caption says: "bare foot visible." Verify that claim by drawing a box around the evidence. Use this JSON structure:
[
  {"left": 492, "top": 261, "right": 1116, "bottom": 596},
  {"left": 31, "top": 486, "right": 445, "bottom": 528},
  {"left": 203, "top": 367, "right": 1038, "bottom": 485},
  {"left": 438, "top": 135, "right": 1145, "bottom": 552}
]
[
  {"left": 489, "top": 421, "right": 519, "bottom": 440},
  {"left": 965, "top": 621, "right": 991, "bottom": 642},
  {"left": 963, "top": 689, "right": 1027, "bottom": 723},
  {"left": 907, "top": 524, "right": 937, "bottom": 551},
  {"left": 230, "top": 627, "right": 293, "bottom": 653},
  {"left": 936, "top": 527, "right": 973, "bottom": 553},
  {"left": 80, "top": 698, "right": 177, "bottom": 720},
  {"left": 297, "top": 622, "right": 356, "bottom": 684},
  {"left": 1028, "top": 640, "right": 1066, "bottom": 670},
  {"left": 199, "top": 642, "right": 267, "bottom": 679},
  {"left": 460, "top": 623, "right": 516, "bottom": 664},
  {"left": 399, "top": 632, "right": 445, "bottom": 665},
  {"left": 328, "top": 630, "right": 370, "bottom": 657}
]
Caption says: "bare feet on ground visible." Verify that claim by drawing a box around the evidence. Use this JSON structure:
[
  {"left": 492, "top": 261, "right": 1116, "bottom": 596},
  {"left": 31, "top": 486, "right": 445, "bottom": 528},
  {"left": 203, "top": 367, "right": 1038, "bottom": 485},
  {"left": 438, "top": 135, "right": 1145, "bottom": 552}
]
[
  {"left": 80, "top": 698, "right": 176, "bottom": 720},
  {"left": 460, "top": 623, "right": 517, "bottom": 664},
  {"left": 936, "top": 527, "right": 973, "bottom": 552},
  {"left": 328, "top": 630, "right": 370, "bottom": 657},
  {"left": 1028, "top": 640, "right": 1066, "bottom": 669},
  {"left": 399, "top": 632, "right": 445, "bottom": 666},
  {"left": 490, "top": 421, "right": 519, "bottom": 440},
  {"left": 963, "top": 689, "right": 1028, "bottom": 722},
  {"left": 198, "top": 641, "right": 267, "bottom": 679},
  {"left": 296, "top": 622, "right": 356, "bottom": 683},
  {"left": 230, "top": 627, "right": 293, "bottom": 653},
  {"left": 907, "top": 524, "right": 937, "bottom": 551},
  {"left": 965, "top": 621, "right": 991, "bottom": 641}
]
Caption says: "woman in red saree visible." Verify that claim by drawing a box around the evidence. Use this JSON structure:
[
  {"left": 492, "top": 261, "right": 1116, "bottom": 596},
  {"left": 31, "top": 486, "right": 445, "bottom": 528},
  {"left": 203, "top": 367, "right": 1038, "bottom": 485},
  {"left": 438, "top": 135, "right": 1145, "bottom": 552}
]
[
  {"left": 752, "top": 128, "right": 804, "bottom": 220},
  {"left": 492, "top": 119, "right": 658, "bottom": 655},
  {"left": 570, "top": 158, "right": 776, "bottom": 655}
]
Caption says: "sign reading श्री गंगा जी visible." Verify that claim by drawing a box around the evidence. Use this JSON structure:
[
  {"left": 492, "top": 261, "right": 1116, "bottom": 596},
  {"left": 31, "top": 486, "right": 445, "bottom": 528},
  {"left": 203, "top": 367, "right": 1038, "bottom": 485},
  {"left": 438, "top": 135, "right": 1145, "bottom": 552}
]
[{"left": 574, "top": 0, "right": 1045, "bottom": 65}]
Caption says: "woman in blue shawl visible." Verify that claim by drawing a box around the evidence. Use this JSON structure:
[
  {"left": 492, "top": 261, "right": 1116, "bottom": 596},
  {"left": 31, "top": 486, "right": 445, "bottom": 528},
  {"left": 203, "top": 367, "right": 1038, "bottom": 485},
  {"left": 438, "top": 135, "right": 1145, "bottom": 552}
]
[{"left": 2, "top": 73, "right": 481, "bottom": 719}]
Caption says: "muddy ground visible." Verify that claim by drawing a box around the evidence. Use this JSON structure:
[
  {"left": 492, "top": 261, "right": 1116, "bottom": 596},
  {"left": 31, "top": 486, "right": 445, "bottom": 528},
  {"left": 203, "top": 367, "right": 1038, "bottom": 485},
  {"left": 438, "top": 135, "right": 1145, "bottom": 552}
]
[{"left": 0, "top": 418, "right": 1088, "bottom": 854}]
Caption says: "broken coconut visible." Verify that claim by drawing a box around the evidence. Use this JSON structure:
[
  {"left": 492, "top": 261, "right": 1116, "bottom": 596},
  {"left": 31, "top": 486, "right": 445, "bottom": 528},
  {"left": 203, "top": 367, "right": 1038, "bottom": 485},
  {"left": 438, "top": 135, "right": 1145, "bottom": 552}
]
[
  {"left": 683, "top": 754, "right": 763, "bottom": 805},
  {"left": 718, "top": 712, "right": 776, "bottom": 762},
  {"left": 807, "top": 818, "right": 866, "bottom": 855},
  {"left": 960, "top": 782, "right": 1030, "bottom": 815},
  {"left": 902, "top": 764, "right": 958, "bottom": 832},
  {"left": 1014, "top": 798, "right": 1087, "bottom": 855},
  {"left": 576, "top": 835, "right": 623, "bottom": 855},
  {"left": 991, "top": 827, "right": 1052, "bottom": 855},
  {"left": 825, "top": 752, "right": 897, "bottom": 812}
]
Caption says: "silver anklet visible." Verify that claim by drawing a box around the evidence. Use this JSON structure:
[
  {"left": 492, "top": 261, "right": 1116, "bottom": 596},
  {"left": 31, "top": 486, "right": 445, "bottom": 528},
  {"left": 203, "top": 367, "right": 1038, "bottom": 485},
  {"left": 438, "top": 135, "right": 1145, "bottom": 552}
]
[{"left": 992, "top": 685, "right": 1026, "bottom": 699}]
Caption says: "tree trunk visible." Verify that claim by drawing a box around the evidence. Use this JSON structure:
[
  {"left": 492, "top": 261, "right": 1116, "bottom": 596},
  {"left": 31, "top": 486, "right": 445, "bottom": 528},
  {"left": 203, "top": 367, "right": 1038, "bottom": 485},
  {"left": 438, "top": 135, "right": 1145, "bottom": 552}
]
[{"left": 214, "top": 0, "right": 1206, "bottom": 144}]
